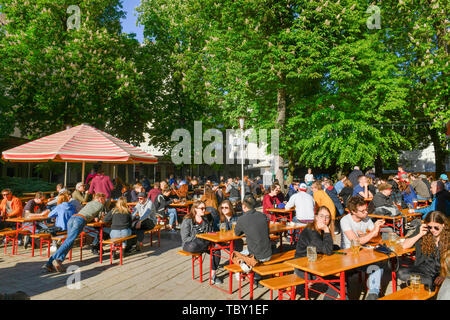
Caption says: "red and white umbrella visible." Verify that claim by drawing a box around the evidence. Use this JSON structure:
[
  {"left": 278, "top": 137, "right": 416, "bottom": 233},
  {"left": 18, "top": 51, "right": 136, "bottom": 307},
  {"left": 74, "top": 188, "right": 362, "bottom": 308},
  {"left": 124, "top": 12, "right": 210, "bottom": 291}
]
[{"left": 2, "top": 124, "right": 158, "bottom": 184}]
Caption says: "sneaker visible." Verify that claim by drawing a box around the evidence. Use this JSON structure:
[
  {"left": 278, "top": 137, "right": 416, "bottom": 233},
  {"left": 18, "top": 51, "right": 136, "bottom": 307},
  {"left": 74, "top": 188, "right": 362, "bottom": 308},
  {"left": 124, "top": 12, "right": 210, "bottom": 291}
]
[
  {"left": 42, "top": 263, "right": 56, "bottom": 273},
  {"left": 50, "top": 245, "right": 57, "bottom": 253},
  {"left": 365, "top": 293, "right": 379, "bottom": 300},
  {"left": 234, "top": 272, "right": 240, "bottom": 281},
  {"left": 169, "top": 229, "right": 177, "bottom": 234},
  {"left": 211, "top": 275, "right": 223, "bottom": 285},
  {"left": 52, "top": 259, "right": 65, "bottom": 273},
  {"left": 17, "top": 240, "right": 23, "bottom": 246},
  {"left": 91, "top": 248, "right": 99, "bottom": 255},
  {"left": 240, "top": 262, "right": 252, "bottom": 274}
]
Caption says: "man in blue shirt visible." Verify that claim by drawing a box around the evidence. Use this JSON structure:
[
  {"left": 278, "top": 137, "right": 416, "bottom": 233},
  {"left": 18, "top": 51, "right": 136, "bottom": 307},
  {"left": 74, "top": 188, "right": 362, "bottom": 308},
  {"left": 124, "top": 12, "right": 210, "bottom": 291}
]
[
  {"left": 440, "top": 174, "right": 450, "bottom": 192},
  {"left": 334, "top": 175, "right": 347, "bottom": 195},
  {"left": 353, "top": 175, "right": 374, "bottom": 199}
]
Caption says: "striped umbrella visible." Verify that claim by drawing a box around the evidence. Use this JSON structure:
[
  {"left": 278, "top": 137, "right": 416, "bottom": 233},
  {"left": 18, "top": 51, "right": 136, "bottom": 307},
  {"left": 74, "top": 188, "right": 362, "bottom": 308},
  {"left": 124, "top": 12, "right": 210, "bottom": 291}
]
[{"left": 2, "top": 124, "right": 158, "bottom": 185}]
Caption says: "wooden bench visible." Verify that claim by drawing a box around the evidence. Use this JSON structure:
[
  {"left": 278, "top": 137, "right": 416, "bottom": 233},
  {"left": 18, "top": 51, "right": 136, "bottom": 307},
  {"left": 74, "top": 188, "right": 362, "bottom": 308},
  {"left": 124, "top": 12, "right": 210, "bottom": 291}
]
[
  {"left": 0, "top": 229, "right": 20, "bottom": 255},
  {"left": 103, "top": 235, "right": 137, "bottom": 265},
  {"left": 223, "top": 250, "right": 296, "bottom": 300},
  {"left": 378, "top": 284, "right": 439, "bottom": 300},
  {"left": 144, "top": 224, "right": 164, "bottom": 247},
  {"left": 177, "top": 250, "right": 204, "bottom": 283},
  {"left": 259, "top": 274, "right": 305, "bottom": 300},
  {"left": 30, "top": 231, "right": 67, "bottom": 258}
]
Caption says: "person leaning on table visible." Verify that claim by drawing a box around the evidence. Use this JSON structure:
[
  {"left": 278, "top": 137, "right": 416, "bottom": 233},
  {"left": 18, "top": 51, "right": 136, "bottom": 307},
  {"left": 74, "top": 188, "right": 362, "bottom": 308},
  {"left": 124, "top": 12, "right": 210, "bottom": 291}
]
[
  {"left": 411, "top": 181, "right": 450, "bottom": 219},
  {"left": 340, "top": 196, "right": 385, "bottom": 300},
  {"left": 180, "top": 200, "right": 222, "bottom": 285},
  {"left": 398, "top": 211, "right": 449, "bottom": 290},
  {"left": 43, "top": 193, "right": 106, "bottom": 273},
  {"left": 293, "top": 206, "right": 348, "bottom": 299}
]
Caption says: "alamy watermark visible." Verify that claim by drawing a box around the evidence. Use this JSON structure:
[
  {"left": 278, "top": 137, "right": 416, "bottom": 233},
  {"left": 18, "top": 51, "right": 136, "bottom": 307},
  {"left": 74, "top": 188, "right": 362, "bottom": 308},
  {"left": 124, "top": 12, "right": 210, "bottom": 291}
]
[
  {"left": 366, "top": 5, "right": 381, "bottom": 30},
  {"left": 67, "top": 5, "right": 81, "bottom": 30},
  {"left": 66, "top": 265, "right": 81, "bottom": 290},
  {"left": 171, "top": 121, "right": 279, "bottom": 166}
]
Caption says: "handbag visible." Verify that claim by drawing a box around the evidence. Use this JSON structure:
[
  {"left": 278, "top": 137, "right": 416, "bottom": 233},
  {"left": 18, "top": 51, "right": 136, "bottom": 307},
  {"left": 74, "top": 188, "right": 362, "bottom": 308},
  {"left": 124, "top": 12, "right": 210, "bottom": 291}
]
[{"left": 374, "top": 243, "right": 399, "bottom": 273}]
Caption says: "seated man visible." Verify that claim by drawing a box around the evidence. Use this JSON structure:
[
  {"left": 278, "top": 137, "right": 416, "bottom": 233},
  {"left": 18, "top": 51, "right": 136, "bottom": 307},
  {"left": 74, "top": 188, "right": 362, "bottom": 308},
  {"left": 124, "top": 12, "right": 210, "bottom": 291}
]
[
  {"left": 131, "top": 192, "right": 157, "bottom": 251},
  {"left": 234, "top": 197, "right": 272, "bottom": 281},
  {"left": 22, "top": 192, "right": 51, "bottom": 248},
  {"left": 412, "top": 181, "right": 450, "bottom": 219},
  {"left": 285, "top": 183, "right": 315, "bottom": 224},
  {"left": 352, "top": 175, "right": 374, "bottom": 199},
  {"left": 341, "top": 196, "right": 385, "bottom": 299},
  {"left": 409, "top": 175, "right": 431, "bottom": 201},
  {"left": 46, "top": 184, "right": 68, "bottom": 210},
  {"left": 370, "top": 183, "right": 401, "bottom": 216},
  {"left": 0, "top": 189, "right": 23, "bottom": 229},
  {"left": 225, "top": 177, "right": 241, "bottom": 202},
  {"left": 72, "top": 182, "right": 90, "bottom": 204}
]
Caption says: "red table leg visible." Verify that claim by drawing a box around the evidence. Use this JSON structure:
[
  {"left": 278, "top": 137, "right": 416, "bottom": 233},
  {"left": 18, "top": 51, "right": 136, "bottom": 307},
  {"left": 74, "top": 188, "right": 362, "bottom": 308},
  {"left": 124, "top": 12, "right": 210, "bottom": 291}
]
[
  {"left": 339, "top": 271, "right": 346, "bottom": 300},
  {"left": 305, "top": 271, "right": 309, "bottom": 300},
  {"left": 99, "top": 227, "right": 103, "bottom": 263},
  {"left": 31, "top": 222, "right": 36, "bottom": 257}
]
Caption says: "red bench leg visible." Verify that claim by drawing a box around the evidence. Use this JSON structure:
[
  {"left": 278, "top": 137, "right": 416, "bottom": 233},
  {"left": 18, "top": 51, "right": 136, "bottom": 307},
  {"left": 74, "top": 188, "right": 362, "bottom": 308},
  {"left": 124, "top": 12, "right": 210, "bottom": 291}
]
[
  {"left": 120, "top": 242, "right": 123, "bottom": 265},
  {"left": 110, "top": 244, "right": 113, "bottom": 265}
]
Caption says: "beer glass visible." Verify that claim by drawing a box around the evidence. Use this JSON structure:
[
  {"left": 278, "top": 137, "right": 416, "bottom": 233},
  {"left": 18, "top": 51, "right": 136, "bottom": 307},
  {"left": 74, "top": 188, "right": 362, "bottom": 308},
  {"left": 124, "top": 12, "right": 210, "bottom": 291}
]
[
  {"left": 351, "top": 239, "right": 360, "bottom": 255},
  {"left": 408, "top": 274, "right": 421, "bottom": 292},
  {"left": 307, "top": 246, "right": 317, "bottom": 262},
  {"left": 219, "top": 223, "right": 226, "bottom": 234}
]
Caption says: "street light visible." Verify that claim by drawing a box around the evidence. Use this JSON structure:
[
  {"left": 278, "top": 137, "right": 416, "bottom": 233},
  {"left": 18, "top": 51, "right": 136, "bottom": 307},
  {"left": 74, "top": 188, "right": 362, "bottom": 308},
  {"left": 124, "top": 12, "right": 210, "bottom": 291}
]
[{"left": 238, "top": 117, "right": 246, "bottom": 201}]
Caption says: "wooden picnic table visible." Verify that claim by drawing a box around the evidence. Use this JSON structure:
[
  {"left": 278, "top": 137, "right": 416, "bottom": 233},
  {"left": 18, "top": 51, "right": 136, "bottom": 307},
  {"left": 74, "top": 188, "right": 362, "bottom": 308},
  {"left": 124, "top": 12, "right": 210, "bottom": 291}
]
[
  {"left": 169, "top": 201, "right": 194, "bottom": 216},
  {"left": 85, "top": 220, "right": 106, "bottom": 263},
  {"left": 6, "top": 216, "right": 50, "bottom": 257},
  {"left": 368, "top": 209, "right": 422, "bottom": 237},
  {"left": 266, "top": 207, "right": 295, "bottom": 222},
  {"left": 285, "top": 240, "right": 415, "bottom": 300},
  {"left": 22, "top": 191, "right": 56, "bottom": 196}
]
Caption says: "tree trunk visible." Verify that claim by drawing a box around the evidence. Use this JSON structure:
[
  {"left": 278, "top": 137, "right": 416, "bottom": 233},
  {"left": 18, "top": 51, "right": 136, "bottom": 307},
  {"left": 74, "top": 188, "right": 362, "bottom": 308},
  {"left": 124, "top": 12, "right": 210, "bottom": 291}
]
[
  {"left": 375, "top": 155, "right": 383, "bottom": 177},
  {"left": 430, "top": 127, "right": 446, "bottom": 175}
]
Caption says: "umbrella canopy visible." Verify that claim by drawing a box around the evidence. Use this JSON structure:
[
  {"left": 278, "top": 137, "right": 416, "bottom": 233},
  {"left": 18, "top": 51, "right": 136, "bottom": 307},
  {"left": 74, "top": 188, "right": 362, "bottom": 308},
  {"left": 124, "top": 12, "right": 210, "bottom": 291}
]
[{"left": 1, "top": 124, "right": 158, "bottom": 164}]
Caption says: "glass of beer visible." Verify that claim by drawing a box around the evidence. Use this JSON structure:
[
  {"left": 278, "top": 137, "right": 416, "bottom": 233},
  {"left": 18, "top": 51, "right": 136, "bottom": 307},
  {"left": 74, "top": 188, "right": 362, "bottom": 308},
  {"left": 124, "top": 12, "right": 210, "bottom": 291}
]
[
  {"left": 232, "top": 221, "right": 237, "bottom": 232},
  {"left": 408, "top": 274, "right": 421, "bottom": 292},
  {"left": 413, "top": 200, "right": 418, "bottom": 209},
  {"left": 351, "top": 239, "right": 360, "bottom": 255},
  {"left": 307, "top": 246, "right": 317, "bottom": 262},
  {"left": 219, "top": 223, "right": 226, "bottom": 234}
]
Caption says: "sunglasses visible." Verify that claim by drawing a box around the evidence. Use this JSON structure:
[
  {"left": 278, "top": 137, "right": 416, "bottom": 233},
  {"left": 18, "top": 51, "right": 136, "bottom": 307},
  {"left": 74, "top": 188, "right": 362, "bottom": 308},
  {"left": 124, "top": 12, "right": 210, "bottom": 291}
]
[
  {"left": 221, "top": 206, "right": 230, "bottom": 209},
  {"left": 197, "top": 207, "right": 206, "bottom": 211},
  {"left": 427, "top": 225, "right": 441, "bottom": 231},
  {"left": 138, "top": 197, "right": 145, "bottom": 200},
  {"left": 2, "top": 193, "right": 9, "bottom": 196}
]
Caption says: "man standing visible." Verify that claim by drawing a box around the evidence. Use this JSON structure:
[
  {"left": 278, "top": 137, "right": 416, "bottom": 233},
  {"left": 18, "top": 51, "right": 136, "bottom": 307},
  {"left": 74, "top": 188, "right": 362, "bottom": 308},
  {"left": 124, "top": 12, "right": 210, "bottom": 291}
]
[
  {"left": 89, "top": 168, "right": 114, "bottom": 207},
  {"left": 397, "top": 166, "right": 407, "bottom": 181},
  {"left": 348, "top": 166, "right": 363, "bottom": 188},
  {"left": 43, "top": 193, "right": 106, "bottom": 272},
  {"left": 340, "top": 196, "right": 386, "bottom": 299},
  {"left": 311, "top": 182, "right": 336, "bottom": 220},
  {"left": 304, "top": 168, "right": 314, "bottom": 187},
  {"left": 285, "top": 183, "right": 315, "bottom": 224}
]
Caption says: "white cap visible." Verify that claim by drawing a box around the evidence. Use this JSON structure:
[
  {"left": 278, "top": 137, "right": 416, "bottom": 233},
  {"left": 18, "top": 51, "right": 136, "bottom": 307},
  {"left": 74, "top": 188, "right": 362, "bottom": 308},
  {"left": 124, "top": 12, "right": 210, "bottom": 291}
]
[{"left": 299, "top": 183, "right": 307, "bottom": 191}]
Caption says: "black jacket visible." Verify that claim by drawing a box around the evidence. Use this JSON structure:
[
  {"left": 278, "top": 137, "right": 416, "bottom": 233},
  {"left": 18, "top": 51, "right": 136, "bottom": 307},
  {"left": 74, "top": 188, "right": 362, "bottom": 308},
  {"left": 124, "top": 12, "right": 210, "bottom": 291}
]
[
  {"left": 294, "top": 227, "right": 334, "bottom": 258},
  {"left": 348, "top": 169, "right": 363, "bottom": 188},
  {"left": 234, "top": 209, "right": 272, "bottom": 260},
  {"left": 407, "top": 227, "right": 441, "bottom": 278},
  {"left": 339, "top": 187, "right": 353, "bottom": 208},
  {"left": 103, "top": 209, "right": 132, "bottom": 230}
]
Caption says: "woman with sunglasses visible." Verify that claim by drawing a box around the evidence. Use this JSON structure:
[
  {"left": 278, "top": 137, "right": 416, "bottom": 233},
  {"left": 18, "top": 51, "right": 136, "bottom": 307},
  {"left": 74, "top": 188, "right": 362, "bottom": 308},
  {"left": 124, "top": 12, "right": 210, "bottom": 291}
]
[
  {"left": 180, "top": 201, "right": 222, "bottom": 284},
  {"left": 399, "top": 211, "right": 449, "bottom": 288},
  {"left": 218, "top": 200, "right": 243, "bottom": 252}
]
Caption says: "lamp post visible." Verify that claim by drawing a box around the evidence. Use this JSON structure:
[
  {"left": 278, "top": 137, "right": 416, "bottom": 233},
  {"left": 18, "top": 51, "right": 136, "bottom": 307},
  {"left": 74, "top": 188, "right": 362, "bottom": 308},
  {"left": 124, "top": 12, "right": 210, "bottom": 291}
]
[{"left": 239, "top": 117, "right": 246, "bottom": 201}]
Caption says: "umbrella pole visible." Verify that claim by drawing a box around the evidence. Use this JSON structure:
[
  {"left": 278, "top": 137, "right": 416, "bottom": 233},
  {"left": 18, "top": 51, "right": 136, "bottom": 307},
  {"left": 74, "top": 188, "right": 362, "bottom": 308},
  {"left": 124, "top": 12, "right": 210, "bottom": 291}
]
[
  {"left": 81, "top": 161, "right": 85, "bottom": 184},
  {"left": 64, "top": 162, "right": 68, "bottom": 186}
]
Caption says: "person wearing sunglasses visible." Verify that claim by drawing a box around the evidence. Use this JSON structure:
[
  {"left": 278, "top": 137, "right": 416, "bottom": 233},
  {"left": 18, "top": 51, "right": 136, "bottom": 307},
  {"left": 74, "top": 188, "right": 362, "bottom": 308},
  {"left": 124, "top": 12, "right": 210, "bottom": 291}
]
[
  {"left": 0, "top": 189, "right": 23, "bottom": 229},
  {"left": 399, "top": 211, "right": 449, "bottom": 289},
  {"left": 218, "top": 200, "right": 243, "bottom": 252},
  {"left": 180, "top": 201, "right": 223, "bottom": 284},
  {"left": 131, "top": 192, "right": 157, "bottom": 251}
]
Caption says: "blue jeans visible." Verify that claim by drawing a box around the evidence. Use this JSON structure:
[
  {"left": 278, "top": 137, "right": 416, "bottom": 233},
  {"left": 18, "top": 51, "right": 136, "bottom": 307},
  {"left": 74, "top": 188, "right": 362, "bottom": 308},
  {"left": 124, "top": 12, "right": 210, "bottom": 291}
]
[
  {"left": 167, "top": 208, "right": 177, "bottom": 226},
  {"left": 110, "top": 229, "right": 132, "bottom": 248},
  {"left": 47, "top": 215, "right": 86, "bottom": 266},
  {"left": 359, "top": 263, "right": 383, "bottom": 295}
]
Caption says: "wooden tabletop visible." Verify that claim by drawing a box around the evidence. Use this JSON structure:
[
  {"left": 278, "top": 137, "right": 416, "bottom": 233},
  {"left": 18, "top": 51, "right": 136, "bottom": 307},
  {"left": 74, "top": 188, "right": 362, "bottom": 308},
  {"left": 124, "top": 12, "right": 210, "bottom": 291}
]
[
  {"left": 169, "top": 201, "right": 194, "bottom": 208},
  {"left": 364, "top": 198, "right": 373, "bottom": 202},
  {"left": 285, "top": 244, "right": 414, "bottom": 277},
  {"left": 368, "top": 211, "right": 422, "bottom": 220},
  {"left": 266, "top": 208, "right": 295, "bottom": 213},
  {"left": 196, "top": 230, "right": 243, "bottom": 243},
  {"left": 378, "top": 284, "right": 435, "bottom": 300},
  {"left": 86, "top": 221, "right": 106, "bottom": 227},
  {"left": 269, "top": 222, "right": 305, "bottom": 233},
  {"left": 6, "top": 216, "right": 49, "bottom": 223}
]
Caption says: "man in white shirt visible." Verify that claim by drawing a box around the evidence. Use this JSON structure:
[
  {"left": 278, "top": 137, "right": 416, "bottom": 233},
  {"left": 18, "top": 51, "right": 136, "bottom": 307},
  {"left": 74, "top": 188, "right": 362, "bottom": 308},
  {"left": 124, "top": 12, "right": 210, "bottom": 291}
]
[
  {"left": 340, "top": 196, "right": 385, "bottom": 300},
  {"left": 285, "top": 183, "right": 315, "bottom": 224}
]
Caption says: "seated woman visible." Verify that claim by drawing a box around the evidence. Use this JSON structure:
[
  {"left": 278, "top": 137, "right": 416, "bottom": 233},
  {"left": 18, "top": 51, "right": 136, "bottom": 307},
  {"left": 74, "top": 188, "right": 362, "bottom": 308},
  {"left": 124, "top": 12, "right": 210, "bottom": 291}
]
[
  {"left": 338, "top": 178, "right": 353, "bottom": 209},
  {"left": 398, "top": 180, "right": 417, "bottom": 209},
  {"left": 47, "top": 193, "right": 77, "bottom": 252},
  {"left": 201, "top": 185, "right": 219, "bottom": 225},
  {"left": 103, "top": 197, "right": 133, "bottom": 256},
  {"left": 180, "top": 201, "right": 222, "bottom": 285},
  {"left": 294, "top": 206, "right": 347, "bottom": 299},
  {"left": 398, "top": 210, "right": 449, "bottom": 288},
  {"left": 218, "top": 200, "right": 243, "bottom": 252},
  {"left": 262, "top": 185, "right": 281, "bottom": 221}
]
